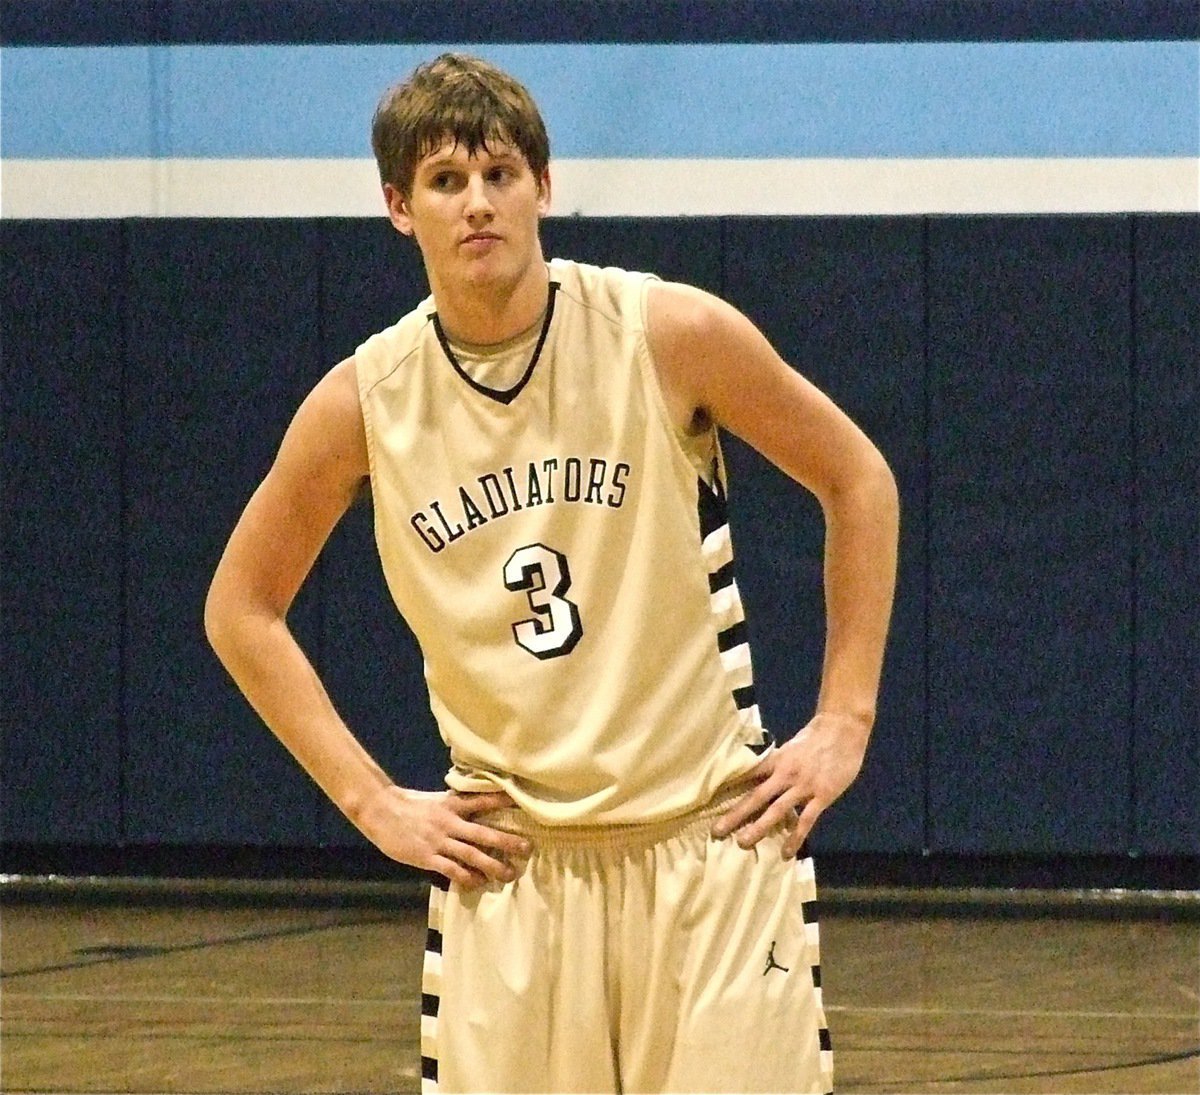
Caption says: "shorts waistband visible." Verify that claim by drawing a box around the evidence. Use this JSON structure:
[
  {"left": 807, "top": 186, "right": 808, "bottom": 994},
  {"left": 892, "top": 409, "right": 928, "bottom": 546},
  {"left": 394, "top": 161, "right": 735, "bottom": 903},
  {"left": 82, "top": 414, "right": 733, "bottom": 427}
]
[{"left": 480, "top": 785, "right": 748, "bottom": 853}]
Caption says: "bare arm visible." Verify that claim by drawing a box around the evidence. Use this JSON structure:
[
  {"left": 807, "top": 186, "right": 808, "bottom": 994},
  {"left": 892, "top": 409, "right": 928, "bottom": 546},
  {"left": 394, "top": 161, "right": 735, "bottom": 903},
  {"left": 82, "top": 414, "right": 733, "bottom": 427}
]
[
  {"left": 204, "top": 358, "right": 528, "bottom": 886},
  {"left": 646, "top": 282, "right": 900, "bottom": 856}
]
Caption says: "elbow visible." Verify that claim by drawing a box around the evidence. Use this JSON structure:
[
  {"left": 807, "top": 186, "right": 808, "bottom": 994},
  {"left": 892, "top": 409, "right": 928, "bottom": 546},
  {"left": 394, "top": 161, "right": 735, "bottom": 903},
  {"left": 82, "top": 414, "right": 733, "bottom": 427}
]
[
  {"left": 203, "top": 579, "right": 231, "bottom": 661},
  {"left": 866, "top": 454, "right": 901, "bottom": 536},
  {"left": 203, "top": 566, "right": 288, "bottom": 668},
  {"left": 824, "top": 446, "right": 900, "bottom": 527},
  {"left": 204, "top": 563, "right": 249, "bottom": 665},
  {"left": 872, "top": 451, "right": 900, "bottom": 518}
]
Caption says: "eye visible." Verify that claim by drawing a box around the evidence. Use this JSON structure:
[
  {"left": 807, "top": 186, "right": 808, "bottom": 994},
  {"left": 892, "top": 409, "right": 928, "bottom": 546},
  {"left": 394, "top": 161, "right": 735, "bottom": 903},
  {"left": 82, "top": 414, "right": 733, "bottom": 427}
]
[{"left": 486, "top": 165, "right": 513, "bottom": 185}]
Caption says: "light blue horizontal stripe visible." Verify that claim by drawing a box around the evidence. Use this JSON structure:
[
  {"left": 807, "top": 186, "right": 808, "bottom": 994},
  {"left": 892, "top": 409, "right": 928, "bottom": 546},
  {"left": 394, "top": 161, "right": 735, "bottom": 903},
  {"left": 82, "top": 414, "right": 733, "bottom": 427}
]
[
  {"left": 3, "top": 42, "right": 1197, "bottom": 159},
  {"left": 2, "top": 47, "right": 159, "bottom": 156}
]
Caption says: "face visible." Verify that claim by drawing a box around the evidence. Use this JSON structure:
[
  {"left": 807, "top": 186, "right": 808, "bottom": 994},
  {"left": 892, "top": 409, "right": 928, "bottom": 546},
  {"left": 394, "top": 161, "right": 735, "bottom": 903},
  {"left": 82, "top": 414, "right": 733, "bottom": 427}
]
[{"left": 385, "top": 138, "right": 551, "bottom": 295}]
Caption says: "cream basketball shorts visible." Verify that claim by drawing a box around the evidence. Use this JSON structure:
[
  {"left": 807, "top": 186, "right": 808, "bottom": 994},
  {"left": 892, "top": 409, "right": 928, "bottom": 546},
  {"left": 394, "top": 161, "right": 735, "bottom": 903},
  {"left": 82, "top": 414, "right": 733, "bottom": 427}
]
[{"left": 420, "top": 789, "right": 833, "bottom": 1094}]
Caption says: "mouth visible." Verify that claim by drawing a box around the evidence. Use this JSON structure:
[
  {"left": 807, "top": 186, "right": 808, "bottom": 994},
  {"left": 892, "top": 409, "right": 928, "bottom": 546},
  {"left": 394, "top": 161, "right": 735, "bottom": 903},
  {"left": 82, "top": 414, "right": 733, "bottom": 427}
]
[{"left": 462, "top": 232, "right": 501, "bottom": 245}]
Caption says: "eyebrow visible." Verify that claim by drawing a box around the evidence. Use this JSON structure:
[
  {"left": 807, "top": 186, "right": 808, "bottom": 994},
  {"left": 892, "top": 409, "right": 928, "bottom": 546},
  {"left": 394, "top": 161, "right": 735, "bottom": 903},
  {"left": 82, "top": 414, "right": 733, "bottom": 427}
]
[{"left": 418, "top": 148, "right": 522, "bottom": 173}]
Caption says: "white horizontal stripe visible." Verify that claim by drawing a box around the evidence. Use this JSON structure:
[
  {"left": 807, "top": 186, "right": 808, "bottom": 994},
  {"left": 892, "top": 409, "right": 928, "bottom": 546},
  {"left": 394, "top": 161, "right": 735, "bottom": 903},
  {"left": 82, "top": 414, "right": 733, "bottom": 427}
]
[
  {"left": 420, "top": 1014, "right": 438, "bottom": 1059},
  {"left": 556, "top": 157, "right": 1200, "bottom": 215},
  {"left": 0, "top": 158, "right": 385, "bottom": 218},
  {"left": 709, "top": 581, "right": 740, "bottom": 618},
  {"left": 740, "top": 704, "right": 763, "bottom": 729},
  {"left": 3, "top": 158, "right": 1195, "bottom": 218},
  {"left": 719, "top": 642, "right": 752, "bottom": 673},
  {"left": 428, "top": 885, "right": 446, "bottom": 927},
  {"left": 701, "top": 523, "right": 732, "bottom": 561},
  {"left": 725, "top": 661, "right": 754, "bottom": 692}
]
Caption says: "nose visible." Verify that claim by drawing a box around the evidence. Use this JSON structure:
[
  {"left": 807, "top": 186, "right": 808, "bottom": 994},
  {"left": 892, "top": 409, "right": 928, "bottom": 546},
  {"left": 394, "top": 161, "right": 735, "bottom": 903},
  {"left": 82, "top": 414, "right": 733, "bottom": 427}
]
[{"left": 464, "top": 173, "right": 495, "bottom": 223}]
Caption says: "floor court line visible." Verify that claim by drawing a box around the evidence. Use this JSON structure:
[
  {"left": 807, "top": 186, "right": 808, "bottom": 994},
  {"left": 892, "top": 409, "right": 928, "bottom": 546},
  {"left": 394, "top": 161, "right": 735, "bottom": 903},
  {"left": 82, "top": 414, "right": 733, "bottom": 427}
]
[
  {"left": 3, "top": 991, "right": 420, "bottom": 1007},
  {"left": 6, "top": 991, "right": 1196, "bottom": 1022},
  {"left": 853, "top": 1046, "right": 1200, "bottom": 1089},
  {"left": 827, "top": 1003, "right": 1197, "bottom": 1021},
  {"left": 0, "top": 916, "right": 392, "bottom": 979}
]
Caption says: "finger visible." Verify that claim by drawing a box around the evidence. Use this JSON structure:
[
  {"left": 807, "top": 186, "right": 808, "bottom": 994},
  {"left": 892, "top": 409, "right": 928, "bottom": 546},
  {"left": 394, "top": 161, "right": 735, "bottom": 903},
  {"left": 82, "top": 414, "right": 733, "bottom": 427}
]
[
  {"left": 456, "top": 817, "right": 532, "bottom": 859},
  {"left": 734, "top": 791, "right": 804, "bottom": 849},
  {"left": 450, "top": 791, "right": 516, "bottom": 815},
  {"left": 781, "top": 799, "right": 824, "bottom": 859},
  {"left": 445, "top": 793, "right": 531, "bottom": 856},
  {"left": 445, "top": 838, "right": 520, "bottom": 882},
  {"left": 431, "top": 855, "right": 487, "bottom": 890},
  {"left": 711, "top": 773, "right": 778, "bottom": 838}
]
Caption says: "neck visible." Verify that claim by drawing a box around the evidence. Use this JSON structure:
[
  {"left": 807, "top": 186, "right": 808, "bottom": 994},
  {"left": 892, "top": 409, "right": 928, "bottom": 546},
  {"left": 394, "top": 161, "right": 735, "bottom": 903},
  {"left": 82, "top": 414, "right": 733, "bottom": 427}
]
[{"left": 428, "top": 259, "right": 551, "bottom": 346}]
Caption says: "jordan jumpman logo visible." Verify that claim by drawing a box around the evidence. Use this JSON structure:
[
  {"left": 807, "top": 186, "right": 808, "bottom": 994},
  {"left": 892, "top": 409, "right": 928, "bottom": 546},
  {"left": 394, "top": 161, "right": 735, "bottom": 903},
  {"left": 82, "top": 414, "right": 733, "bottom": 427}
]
[{"left": 763, "top": 941, "right": 790, "bottom": 976}]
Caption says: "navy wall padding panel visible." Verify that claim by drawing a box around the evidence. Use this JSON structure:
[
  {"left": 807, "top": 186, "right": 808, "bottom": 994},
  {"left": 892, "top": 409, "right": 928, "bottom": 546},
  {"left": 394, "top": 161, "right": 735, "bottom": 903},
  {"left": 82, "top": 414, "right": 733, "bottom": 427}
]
[
  {"left": 121, "top": 220, "right": 328, "bottom": 845},
  {"left": 722, "top": 218, "right": 925, "bottom": 852},
  {"left": 1133, "top": 216, "right": 1199, "bottom": 855},
  {"left": 317, "top": 218, "right": 426, "bottom": 366},
  {"left": 1, "top": 222, "right": 125, "bottom": 843},
  {"left": 313, "top": 220, "right": 442, "bottom": 847},
  {"left": 542, "top": 218, "right": 724, "bottom": 295},
  {"left": 926, "top": 216, "right": 1133, "bottom": 854}
]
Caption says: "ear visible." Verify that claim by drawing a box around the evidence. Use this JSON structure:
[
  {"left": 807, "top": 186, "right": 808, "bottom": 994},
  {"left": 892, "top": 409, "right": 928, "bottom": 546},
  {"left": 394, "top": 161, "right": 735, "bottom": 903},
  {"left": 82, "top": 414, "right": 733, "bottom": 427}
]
[
  {"left": 383, "top": 183, "right": 414, "bottom": 236},
  {"left": 536, "top": 168, "right": 552, "bottom": 218}
]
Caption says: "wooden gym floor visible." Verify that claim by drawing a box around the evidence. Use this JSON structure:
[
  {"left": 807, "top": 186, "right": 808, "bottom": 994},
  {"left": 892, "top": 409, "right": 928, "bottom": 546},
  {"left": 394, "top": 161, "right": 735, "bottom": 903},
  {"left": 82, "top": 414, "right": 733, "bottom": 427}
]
[{"left": 2, "top": 881, "right": 1197, "bottom": 1094}]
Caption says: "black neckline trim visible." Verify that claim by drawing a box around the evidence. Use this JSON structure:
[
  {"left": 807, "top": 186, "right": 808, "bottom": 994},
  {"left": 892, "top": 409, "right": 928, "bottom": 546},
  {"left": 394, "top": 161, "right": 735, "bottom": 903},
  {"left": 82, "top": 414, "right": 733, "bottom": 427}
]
[{"left": 432, "top": 282, "right": 558, "bottom": 406}]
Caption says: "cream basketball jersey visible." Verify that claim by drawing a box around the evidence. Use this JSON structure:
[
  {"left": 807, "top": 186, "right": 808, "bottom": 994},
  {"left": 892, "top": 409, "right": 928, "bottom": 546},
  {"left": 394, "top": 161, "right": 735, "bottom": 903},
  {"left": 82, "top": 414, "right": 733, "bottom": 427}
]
[{"left": 355, "top": 259, "right": 773, "bottom": 824}]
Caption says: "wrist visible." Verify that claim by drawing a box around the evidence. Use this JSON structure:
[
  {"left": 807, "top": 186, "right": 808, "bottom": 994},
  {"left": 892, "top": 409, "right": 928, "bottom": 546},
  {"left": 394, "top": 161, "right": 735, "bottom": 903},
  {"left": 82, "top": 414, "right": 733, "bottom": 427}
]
[
  {"left": 345, "top": 780, "right": 400, "bottom": 832},
  {"left": 812, "top": 706, "right": 875, "bottom": 737}
]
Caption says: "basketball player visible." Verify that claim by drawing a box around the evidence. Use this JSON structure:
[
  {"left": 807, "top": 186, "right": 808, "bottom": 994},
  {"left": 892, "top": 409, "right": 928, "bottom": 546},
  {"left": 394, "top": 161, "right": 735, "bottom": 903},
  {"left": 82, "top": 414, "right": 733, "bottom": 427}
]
[{"left": 205, "top": 53, "right": 899, "bottom": 1093}]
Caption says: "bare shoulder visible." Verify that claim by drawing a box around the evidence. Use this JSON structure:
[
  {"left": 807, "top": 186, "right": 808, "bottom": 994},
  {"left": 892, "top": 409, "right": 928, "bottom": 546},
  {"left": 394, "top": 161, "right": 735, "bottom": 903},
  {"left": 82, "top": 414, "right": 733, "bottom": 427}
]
[
  {"left": 645, "top": 280, "right": 744, "bottom": 354},
  {"left": 295, "top": 356, "right": 364, "bottom": 435},
  {"left": 645, "top": 280, "right": 790, "bottom": 429},
  {"left": 646, "top": 280, "right": 890, "bottom": 498},
  {"left": 645, "top": 281, "right": 752, "bottom": 431},
  {"left": 278, "top": 356, "right": 368, "bottom": 487},
  {"left": 207, "top": 357, "right": 369, "bottom": 621}
]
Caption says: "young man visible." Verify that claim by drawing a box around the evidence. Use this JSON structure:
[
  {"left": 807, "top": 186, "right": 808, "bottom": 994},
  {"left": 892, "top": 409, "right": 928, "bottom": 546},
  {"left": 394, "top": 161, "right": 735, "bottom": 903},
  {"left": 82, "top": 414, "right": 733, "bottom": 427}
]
[{"left": 206, "top": 53, "right": 898, "bottom": 1093}]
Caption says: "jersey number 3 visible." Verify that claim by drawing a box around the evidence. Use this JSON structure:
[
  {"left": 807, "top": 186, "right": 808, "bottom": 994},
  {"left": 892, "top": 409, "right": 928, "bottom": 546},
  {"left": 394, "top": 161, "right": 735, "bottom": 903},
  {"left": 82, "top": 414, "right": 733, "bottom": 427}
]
[{"left": 503, "top": 543, "right": 583, "bottom": 659}]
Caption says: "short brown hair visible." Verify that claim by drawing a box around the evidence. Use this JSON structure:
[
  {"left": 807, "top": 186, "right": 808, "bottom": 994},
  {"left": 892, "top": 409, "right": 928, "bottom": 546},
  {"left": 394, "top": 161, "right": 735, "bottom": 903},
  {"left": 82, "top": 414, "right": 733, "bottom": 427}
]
[{"left": 371, "top": 53, "right": 551, "bottom": 197}]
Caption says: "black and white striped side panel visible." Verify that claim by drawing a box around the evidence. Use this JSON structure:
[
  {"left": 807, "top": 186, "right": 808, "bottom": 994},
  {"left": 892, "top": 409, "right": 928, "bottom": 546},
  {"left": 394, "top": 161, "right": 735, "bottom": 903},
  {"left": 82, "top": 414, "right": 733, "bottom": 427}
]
[
  {"left": 421, "top": 875, "right": 448, "bottom": 1092},
  {"left": 697, "top": 472, "right": 773, "bottom": 755},
  {"left": 797, "top": 849, "right": 834, "bottom": 1091}
]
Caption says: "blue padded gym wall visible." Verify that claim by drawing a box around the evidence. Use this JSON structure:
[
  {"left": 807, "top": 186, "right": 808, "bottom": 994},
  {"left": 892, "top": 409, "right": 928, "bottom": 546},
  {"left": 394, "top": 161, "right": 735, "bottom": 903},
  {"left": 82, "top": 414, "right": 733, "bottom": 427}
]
[
  {"left": 926, "top": 216, "right": 1134, "bottom": 855},
  {"left": 2, "top": 211, "right": 1200, "bottom": 864},
  {"left": 4, "top": 213, "right": 1197, "bottom": 863},
  {"left": 722, "top": 218, "right": 926, "bottom": 853},
  {"left": 120, "top": 220, "right": 329, "bottom": 845},
  {"left": 1133, "top": 215, "right": 1200, "bottom": 856},
  {"left": 1, "top": 222, "right": 126, "bottom": 843},
  {"left": 3, "top": 0, "right": 1197, "bottom": 868},
  {"left": 314, "top": 219, "right": 442, "bottom": 847}
]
